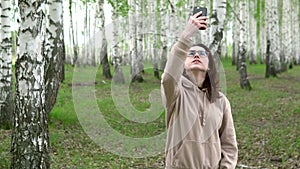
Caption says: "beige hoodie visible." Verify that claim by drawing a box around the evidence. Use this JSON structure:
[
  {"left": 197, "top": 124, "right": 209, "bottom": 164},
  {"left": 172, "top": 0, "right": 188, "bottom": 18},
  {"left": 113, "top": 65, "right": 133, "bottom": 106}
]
[{"left": 161, "top": 36, "right": 238, "bottom": 169}]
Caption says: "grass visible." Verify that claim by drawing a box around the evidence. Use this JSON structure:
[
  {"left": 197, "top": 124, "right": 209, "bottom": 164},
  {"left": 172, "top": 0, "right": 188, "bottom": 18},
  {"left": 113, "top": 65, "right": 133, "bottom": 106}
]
[{"left": 1, "top": 59, "right": 300, "bottom": 168}]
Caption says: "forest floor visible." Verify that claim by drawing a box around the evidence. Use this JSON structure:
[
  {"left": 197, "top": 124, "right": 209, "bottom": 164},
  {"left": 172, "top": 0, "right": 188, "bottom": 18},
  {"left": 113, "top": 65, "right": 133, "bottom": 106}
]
[{"left": 1, "top": 59, "right": 300, "bottom": 168}]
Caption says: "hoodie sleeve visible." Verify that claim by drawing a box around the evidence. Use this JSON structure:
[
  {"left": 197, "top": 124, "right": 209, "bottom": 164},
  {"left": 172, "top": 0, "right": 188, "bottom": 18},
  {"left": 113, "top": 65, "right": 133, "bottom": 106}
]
[
  {"left": 160, "top": 37, "right": 193, "bottom": 128},
  {"left": 161, "top": 23, "right": 197, "bottom": 127},
  {"left": 161, "top": 36, "right": 192, "bottom": 108},
  {"left": 219, "top": 96, "right": 238, "bottom": 169}
]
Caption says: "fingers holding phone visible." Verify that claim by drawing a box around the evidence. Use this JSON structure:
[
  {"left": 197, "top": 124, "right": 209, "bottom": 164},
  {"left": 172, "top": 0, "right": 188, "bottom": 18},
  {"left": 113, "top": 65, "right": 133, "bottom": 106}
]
[
  {"left": 193, "top": 7, "right": 207, "bottom": 18},
  {"left": 181, "top": 6, "right": 209, "bottom": 39},
  {"left": 191, "top": 6, "right": 208, "bottom": 30}
]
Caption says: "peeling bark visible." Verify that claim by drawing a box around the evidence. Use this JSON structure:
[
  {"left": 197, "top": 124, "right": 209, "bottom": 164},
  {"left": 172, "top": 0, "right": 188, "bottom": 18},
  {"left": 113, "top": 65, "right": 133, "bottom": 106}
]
[
  {"left": 97, "top": 0, "right": 112, "bottom": 79},
  {"left": 238, "top": 0, "right": 252, "bottom": 90},
  {"left": 0, "top": 0, "right": 13, "bottom": 129},
  {"left": 112, "top": 0, "right": 124, "bottom": 84},
  {"left": 45, "top": 0, "right": 64, "bottom": 115},
  {"left": 11, "top": 0, "right": 50, "bottom": 168}
]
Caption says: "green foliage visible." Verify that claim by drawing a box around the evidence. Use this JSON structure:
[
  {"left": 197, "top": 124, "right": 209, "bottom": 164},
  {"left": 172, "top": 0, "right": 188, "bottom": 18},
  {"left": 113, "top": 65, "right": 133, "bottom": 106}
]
[
  {"left": 175, "top": 0, "right": 185, "bottom": 8},
  {"left": 107, "top": 0, "right": 129, "bottom": 17},
  {"left": 254, "top": 0, "right": 260, "bottom": 21},
  {"left": 80, "top": 0, "right": 97, "bottom": 4},
  {"left": 225, "top": 1, "right": 232, "bottom": 19}
]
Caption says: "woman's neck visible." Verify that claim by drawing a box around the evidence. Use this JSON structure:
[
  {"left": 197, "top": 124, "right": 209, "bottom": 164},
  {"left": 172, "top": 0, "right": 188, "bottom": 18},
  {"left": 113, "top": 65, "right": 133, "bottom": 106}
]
[{"left": 191, "top": 70, "right": 206, "bottom": 88}]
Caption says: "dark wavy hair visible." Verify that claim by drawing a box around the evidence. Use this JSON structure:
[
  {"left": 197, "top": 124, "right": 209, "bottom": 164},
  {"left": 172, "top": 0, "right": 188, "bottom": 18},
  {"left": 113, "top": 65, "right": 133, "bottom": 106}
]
[{"left": 184, "top": 43, "right": 220, "bottom": 103}]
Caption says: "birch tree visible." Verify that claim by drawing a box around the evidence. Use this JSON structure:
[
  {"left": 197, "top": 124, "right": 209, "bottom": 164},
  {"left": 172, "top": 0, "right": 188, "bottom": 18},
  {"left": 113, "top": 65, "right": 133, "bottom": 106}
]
[
  {"left": 81, "top": 1, "right": 88, "bottom": 65},
  {"left": 168, "top": 0, "right": 177, "bottom": 44},
  {"left": 149, "top": 0, "right": 159, "bottom": 78},
  {"left": 231, "top": 0, "right": 239, "bottom": 65},
  {"left": 111, "top": 0, "right": 125, "bottom": 83},
  {"left": 291, "top": 0, "right": 300, "bottom": 65},
  {"left": 160, "top": 0, "right": 168, "bottom": 71},
  {"left": 45, "top": 0, "right": 64, "bottom": 114},
  {"left": 199, "top": 0, "right": 210, "bottom": 45},
  {"left": 129, "top": 0, "right": 137, "bottom": 82},
  {"left": 259, "top": 0, "right": 266, "bottom": 64},
  {"left": 88, "top": 4, "right": 96, "bottom": 66},
  {"left": 97, "top": 0, "right": 112, "bottom": 79},
  {"left": 69, "top": 0, "right": 79, "bottom": 65},
  {"left": 295, "top": 0, "right": 300, "bottom": 64},
  {"left": 0, "top": 0, "right": 13, "bottom": 129},
  {"left": 11, "top": 0, "right": 50, "bottom": 168},
  {"left": 244, "top": 0, "right": 249, "bottom": 60},
  {"left": 131, "top": 0, "right": 144, "bottom": 82},
  {"left": 281, "top": 0, "right": 292, "bottom": 71},
  {"left": 249, "top": 0, "right": 257, "bottom": 64},
  {"left": 265, "top": 0, "right": 281, "bottom": 77},
  {"left": 209, "top": 0, "right": 226, "bottom": 59},
  {"left": 238, "top": 0, "right": 252, "bottom": 90}
]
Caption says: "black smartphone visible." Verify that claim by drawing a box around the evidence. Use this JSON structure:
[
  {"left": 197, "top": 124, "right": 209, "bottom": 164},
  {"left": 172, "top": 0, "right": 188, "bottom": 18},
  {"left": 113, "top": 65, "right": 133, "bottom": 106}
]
[
  {"left": 193, "top": 6, "right": 207, "bottom": 30},
  {"left": 193, "top": 6, "right": 207, "bottom": 18}
]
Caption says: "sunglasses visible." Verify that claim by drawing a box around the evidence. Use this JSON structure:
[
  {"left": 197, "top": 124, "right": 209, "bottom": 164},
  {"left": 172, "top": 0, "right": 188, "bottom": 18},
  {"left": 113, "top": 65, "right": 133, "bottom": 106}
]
[{"left": 187, "top": 50, "right": 208, "bottom": 57}]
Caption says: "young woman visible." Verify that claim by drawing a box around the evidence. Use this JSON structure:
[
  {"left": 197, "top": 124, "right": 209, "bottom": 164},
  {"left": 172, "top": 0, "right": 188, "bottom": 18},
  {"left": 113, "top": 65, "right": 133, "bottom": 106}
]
[{"left": 161, "top": 11, "right": 238, "bottom": 169}]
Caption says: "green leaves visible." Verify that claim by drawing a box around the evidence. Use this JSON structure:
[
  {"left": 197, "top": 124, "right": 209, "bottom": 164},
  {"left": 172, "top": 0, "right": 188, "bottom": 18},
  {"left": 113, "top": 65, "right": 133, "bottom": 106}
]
[
  {"left": 175, "top": 0, "right": 185, "bottom": 8},
  {"left": 80, "top": 0, "right": 97, "bottom": 4},
  {"left": 107, "top": 0, "right": 129, "bottom": 17}
]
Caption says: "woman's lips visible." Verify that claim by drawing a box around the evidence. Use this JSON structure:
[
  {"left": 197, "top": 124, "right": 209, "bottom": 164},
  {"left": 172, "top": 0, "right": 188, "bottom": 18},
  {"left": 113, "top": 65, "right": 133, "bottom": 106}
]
[{"left": 192, "top": 60, "right": 201, "bottom": 64}]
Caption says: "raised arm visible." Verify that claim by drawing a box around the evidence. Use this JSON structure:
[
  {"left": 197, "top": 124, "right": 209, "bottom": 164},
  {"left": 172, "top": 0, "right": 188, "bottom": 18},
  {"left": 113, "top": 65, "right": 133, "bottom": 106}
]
[{"left": 161, "top": 11, "right": 208, "bottom": 109}]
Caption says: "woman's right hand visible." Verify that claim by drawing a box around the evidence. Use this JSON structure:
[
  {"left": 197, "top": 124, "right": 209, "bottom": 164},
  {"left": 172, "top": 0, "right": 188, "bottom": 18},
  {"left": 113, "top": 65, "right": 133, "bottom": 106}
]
[
  {"left": 181, "top": 11, "right": 209, "bottom": 39},
  {"left": 188, "top": 11, "right": 208, "bottom": 30}
]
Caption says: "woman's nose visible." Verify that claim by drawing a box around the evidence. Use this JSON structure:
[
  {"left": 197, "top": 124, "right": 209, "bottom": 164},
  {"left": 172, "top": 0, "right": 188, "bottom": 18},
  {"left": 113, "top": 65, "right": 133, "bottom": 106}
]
[{"left": 194, "top": 53, "right": 200, "bottom": 58}]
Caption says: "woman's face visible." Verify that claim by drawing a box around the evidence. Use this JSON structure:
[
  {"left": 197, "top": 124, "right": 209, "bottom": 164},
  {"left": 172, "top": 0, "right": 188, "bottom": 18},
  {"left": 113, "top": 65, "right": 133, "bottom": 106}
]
[{"left": 184, "top": 46, "right": 209, "bottom": 72}]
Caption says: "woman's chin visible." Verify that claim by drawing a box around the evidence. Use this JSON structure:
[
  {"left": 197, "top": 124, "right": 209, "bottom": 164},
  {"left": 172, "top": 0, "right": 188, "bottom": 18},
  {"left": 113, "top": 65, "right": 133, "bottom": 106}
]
[{"left": 190, "top": 65, "right": 205, "bottom": 71}]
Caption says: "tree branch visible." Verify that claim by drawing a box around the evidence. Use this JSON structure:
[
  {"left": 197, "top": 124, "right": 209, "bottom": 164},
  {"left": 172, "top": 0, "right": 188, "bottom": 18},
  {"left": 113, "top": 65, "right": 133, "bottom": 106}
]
[
  {"left": 226, "top": 1, "right": 244, "bottom": 27},
  {"left": 167, "top": 0, "right": 175, "bottom": 13}
]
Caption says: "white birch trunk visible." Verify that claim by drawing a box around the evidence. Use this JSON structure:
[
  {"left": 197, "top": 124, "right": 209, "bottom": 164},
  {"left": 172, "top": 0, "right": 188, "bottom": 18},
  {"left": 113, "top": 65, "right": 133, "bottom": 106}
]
[
  {"left": 272, "top": 0, "right": 281, "bottom": 71},
  {"left": 292, "top": 0, "right": 300, "bottom": 64},
  {"left": 296, "top": 0, "right": 300, "bottom": 64},
  {"left": 249, "top": 0, "right": 257, "bottom": 64},
  {"left": 45, "top": 0, "right": 64, "bottom": 114},
  {"left": 281, "top": 0, "right": 292, "bottom": 70},
  {"left": 232, "top": 0, "right": 239, "bottom": 65},
  {"left": 112, "top": 1, "right": 124, "bottom": 83},
  {"left": 244, "top": 0, "right": 249, "bottom": 60},
  {"left": 238, "top": 0, "right": 252, "bottom": 90},
  {"left": 88, "top": 5, "right": 95, "bottom": 66},
  {"left": 129, "top": 0, "right": 137, "bottom": 81},
  {"left": 121, "top": 18, "right": 129, "bottom": 65},
  {"left": 128, "top": 0, "right": 136, "bottom": 68},
  {"left": 222, "top": 30, "right": 228, "bottom": 59},
  {"left": 0, "top": 0, "right": 13, "bottom": 129},
  {"left": 71, "top": 0, "right": 79, "bottom": 65},
  {"left": 209, "top": 0, "right": 226, "bottom": 59},
  {"left": 160, "top": 0, "right": 168, "bottom": 71},
  {"left": 259, "top": 0, "right": 266, "bottom": 64},
  {"left": 169, "top": 0, "right": 177, "bottom": 43},
  {"left": 12, "top": 0, "right": 50, "bottom": 168},
  {"left": 97, "top": 0, "right": 112, "bottom": 79},
  {"left": 199, "top": 0, "right": 210, "bottom": 45},
  {"left": 134, "top": 0, "right": 144, "bottom": 82},
  {"left": 266, "top": 0, "right": 281, "bottom": 77},
  {"left": 150, "top": 0, "right": 159, "bottom": 78},
  {"left": 81, "top": 2, "right": 88, "bottom": 65},
  {"left": 90, "top": 6, "right": 95, "bottom": 66}
]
